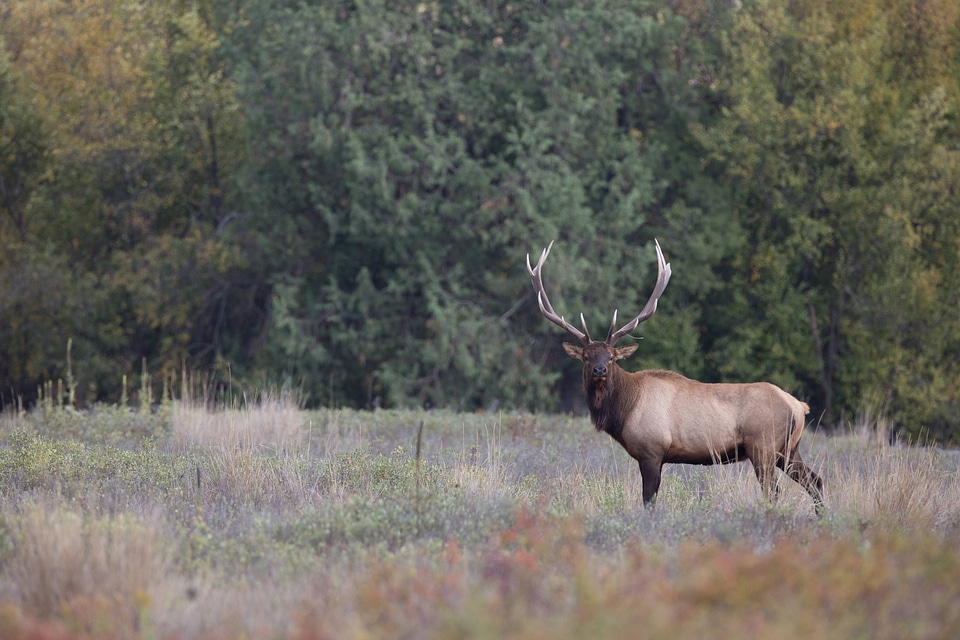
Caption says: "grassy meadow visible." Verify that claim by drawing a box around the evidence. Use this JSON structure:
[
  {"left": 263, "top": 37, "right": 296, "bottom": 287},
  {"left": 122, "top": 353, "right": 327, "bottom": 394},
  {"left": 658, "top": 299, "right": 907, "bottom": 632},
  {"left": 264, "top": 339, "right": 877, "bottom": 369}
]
[{"left": 1, "top": 392, "right": 959, "bottom": 639}]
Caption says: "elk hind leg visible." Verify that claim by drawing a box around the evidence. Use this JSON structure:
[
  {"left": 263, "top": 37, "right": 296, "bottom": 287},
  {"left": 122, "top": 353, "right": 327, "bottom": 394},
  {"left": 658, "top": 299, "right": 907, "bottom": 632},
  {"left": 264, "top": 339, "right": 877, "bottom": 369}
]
[{"left": 785, "top": 451, "right": 825, "bottom": 515}]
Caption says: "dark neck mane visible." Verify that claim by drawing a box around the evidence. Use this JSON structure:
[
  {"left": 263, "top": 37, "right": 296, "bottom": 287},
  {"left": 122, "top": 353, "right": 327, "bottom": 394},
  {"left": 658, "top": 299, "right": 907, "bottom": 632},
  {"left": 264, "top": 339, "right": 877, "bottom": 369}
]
[{"left": 584, "top": 365, "right": 627, "bottom": 443}]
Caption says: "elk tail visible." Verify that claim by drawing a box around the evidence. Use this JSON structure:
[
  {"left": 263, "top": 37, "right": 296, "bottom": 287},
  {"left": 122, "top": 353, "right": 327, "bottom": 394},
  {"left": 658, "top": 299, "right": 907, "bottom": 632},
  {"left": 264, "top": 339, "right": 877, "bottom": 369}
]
[{"left": 786, "top": 401, "right": 810, "bottom": 459}]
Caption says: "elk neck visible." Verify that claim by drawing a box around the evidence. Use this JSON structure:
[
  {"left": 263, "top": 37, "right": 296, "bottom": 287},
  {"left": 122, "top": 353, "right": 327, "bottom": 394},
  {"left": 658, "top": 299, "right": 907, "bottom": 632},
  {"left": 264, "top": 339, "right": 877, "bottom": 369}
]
[{"left": 583, "top": 362, "right": 630, "bottom": 443}]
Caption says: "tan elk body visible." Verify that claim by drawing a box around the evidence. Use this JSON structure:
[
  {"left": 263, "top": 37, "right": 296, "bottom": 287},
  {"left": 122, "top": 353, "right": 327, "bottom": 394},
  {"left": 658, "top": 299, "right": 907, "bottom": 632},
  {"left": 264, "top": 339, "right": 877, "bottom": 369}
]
[{"left": 528, "top": 241, "right": 824, "bottom": 513}]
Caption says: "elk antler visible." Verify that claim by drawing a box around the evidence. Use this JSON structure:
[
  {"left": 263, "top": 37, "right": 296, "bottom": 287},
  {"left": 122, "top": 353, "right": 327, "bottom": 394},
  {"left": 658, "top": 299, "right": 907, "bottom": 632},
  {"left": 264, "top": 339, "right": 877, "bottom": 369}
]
[
  {"left": 526, "top": 241, "right": 591, "bottom": 344},
  {"left": 606, "top": 239, "right": 672, "bottom": 345}
]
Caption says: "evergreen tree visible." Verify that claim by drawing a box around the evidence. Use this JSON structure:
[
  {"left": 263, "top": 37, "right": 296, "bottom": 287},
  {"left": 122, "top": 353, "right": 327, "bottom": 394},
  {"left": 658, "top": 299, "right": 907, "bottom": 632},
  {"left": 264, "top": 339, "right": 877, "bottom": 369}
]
[{"left": 220, "top": 0, "right": 724, "bottom": 409}]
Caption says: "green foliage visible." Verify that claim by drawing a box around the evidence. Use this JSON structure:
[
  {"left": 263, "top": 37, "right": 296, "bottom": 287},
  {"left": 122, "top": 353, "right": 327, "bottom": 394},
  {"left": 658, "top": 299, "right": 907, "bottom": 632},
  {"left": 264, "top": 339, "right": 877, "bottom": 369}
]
[
  {"left": 0, "top": 37, "right": 48, "bottom": 242},
  {"left": 2, "top": 0, "right": 960, "bottom": 439},
  {"left": 0, "top": 0, "right": 246, "bottom": 406},
  {"left": 220, "top": 0, "right": 731, "bottom": 410},
  {"left": 693, "top": 0, "right": 960, "bottom": 438},
  {"left": 0, "top": 430, "right": 194, "bottom": 504}
]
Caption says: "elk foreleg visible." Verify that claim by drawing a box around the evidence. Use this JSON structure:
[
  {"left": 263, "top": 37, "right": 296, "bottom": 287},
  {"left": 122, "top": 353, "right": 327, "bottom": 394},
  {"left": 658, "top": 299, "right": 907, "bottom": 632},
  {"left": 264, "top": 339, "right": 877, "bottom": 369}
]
[{"left": 638, "top": 458, "right": 663, "bottom": 507}]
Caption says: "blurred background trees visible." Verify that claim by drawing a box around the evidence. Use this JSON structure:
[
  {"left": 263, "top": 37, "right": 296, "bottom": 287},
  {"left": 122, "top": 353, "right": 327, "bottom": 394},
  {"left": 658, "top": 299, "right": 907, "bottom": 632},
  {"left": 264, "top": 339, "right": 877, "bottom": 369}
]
[
  {"left": 1, "top": 0, "right": 245, "bottom": 402},
  {"left": 2, "top": 0, "right": 959, "bottom": 441}
]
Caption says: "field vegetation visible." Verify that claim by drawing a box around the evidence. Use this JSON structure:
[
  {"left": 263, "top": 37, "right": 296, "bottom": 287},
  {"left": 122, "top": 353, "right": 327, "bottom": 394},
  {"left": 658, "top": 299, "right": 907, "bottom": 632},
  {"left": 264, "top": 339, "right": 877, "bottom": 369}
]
[{"left": 1, "top": 392, "right": 959, "bottom": 639}]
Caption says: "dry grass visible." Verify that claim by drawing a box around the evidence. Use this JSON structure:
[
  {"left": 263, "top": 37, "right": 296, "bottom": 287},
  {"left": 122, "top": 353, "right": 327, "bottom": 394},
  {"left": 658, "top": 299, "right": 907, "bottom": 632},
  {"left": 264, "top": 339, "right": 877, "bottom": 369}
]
[
  {"left": 7, "top": 501, "right": 169, "bottom": 622},
  {"left": 827, "top": 440, "right": 960, "bottom": 530},
  {"left": 1, "top": 404, "right": 959, "bottom": 639},
  {"left": 173, "top": 390, "right": 311, "bottom": 507},
  {"left": 312, "top": 411, "right": 365, "bottom": 456},
  {"left": 444, "top": 420, "right": 510, "bottom": 500},
  {"left": 207, "top": 444, "right": 315, "bottom": 508},
  {"left": 283, "top": 512, "right": 960, "bottom": 640},
  {"left": 149, "top": 575, "right": 306, "bottom": 640},
  {"left": 173, "top": 394, "right": 304, "bottom": 451}
]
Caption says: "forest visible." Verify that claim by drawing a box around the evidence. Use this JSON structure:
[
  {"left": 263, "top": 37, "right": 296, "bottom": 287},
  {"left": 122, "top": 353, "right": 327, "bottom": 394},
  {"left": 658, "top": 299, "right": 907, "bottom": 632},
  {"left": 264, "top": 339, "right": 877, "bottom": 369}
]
[{"left": 2, "top": 0, "right": 959, "bottom": 441}]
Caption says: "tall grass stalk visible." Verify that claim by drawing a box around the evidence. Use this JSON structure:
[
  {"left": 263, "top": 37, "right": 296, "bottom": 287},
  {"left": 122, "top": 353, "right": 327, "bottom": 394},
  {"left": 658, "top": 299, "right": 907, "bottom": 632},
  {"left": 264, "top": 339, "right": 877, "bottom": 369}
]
[
  {"left": 139, "top": 358, "right": 153, "bottom": 415},
  {"left": 315, "top": 410, "right": 365, "bottom": 457},
  {"left": 173, "top": 393, "right": 304, "bottom": 451},
  {"left": 64, "top": 339, "right": 76, "bottom": 410},
  {"left": 446, "top": 417, "right": 507, "bottom": 499},
  {"left": 847, "top": 389, "right": 894, "bottom": 445}
]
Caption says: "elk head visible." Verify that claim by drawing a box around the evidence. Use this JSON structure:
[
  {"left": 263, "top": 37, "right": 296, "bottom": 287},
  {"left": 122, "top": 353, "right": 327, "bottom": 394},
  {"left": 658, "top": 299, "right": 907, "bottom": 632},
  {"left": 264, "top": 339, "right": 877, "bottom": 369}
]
[{"left": 526, "top": 240, "right": 672, "bottom": 386}]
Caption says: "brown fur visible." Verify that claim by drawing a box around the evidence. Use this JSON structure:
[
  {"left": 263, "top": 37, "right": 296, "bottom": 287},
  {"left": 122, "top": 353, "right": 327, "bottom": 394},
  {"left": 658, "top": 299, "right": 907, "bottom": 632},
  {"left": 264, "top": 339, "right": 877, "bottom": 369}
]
[
  {"left": 565, "top": 341, "right": 824, "bottom": 514},
  {"left": 529, "top": 240, "right": 823, "bottom": 513}
]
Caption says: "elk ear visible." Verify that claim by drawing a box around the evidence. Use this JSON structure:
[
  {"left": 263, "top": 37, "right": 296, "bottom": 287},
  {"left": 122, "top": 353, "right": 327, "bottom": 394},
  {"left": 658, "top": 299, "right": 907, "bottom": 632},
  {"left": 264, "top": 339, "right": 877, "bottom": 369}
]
[
  {"left": 562, "top": 342, "right": 585, "bottom": 361},
  {"left": 613, "top": 344, "right": 638, "bottom": 360}
]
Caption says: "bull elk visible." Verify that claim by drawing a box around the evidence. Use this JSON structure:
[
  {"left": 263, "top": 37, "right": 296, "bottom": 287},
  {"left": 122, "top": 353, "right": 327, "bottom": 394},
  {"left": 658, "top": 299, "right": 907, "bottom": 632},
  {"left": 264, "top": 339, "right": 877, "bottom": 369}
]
[{"left": 527, "top": 240, "right": 824, "bottom": 514}]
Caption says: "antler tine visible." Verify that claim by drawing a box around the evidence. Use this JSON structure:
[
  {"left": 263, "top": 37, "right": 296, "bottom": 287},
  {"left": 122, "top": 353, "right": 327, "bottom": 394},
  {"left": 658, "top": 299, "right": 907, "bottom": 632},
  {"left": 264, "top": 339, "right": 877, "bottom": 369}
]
[
  {"left": 606, "top": 309, "right": 619, "bottom": 344},
  {"left": 526, "top": 241, "right": 590, "bottom": 344},
  {"left": 606, "top": 239, "right": 672, "bottom": 345}
]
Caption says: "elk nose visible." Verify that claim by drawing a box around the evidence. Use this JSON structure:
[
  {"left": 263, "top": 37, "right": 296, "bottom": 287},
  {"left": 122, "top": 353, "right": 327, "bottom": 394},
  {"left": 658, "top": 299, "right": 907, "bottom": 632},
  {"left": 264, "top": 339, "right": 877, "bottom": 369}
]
[{"left": 593, "top": 364, "right": 607, "bottom": 377}]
